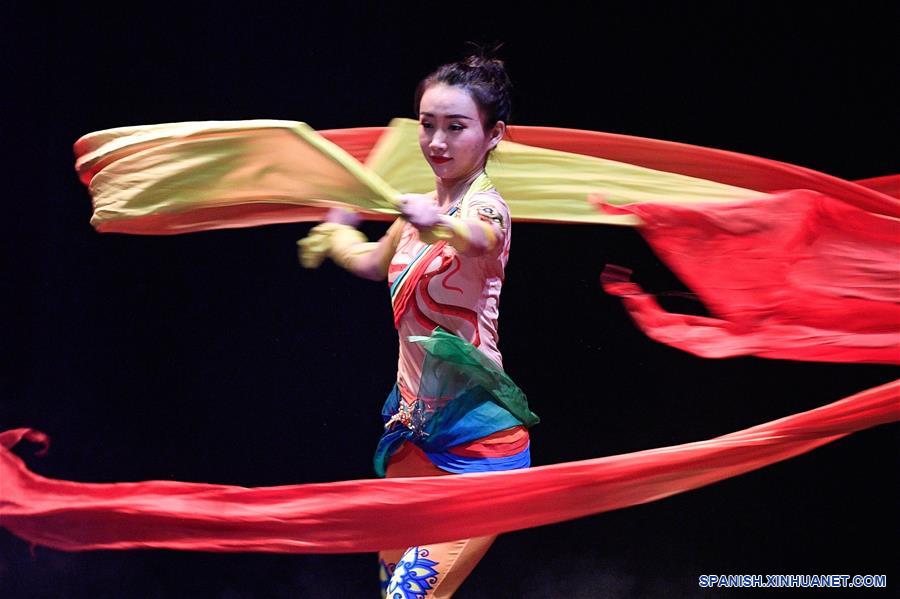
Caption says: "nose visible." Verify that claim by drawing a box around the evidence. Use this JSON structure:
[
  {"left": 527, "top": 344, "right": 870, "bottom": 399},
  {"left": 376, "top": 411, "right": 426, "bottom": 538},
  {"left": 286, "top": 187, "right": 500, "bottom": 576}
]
[{"left": 429, "top": 130, "right": 447, "bottom": 154}]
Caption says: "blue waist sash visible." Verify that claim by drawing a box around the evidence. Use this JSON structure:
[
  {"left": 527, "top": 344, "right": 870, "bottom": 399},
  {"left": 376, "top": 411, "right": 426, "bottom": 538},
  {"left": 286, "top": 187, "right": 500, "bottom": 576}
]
[{"left": 374, "top": 384, "right": 529, "bottom": 476}]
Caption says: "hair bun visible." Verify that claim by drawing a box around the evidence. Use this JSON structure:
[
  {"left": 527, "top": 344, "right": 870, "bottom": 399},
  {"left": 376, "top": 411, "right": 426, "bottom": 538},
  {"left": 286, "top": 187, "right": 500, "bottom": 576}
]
[
  {"left": 415, "top": 44, "right": 513, "bottom": 127},
  {"left": 464, "top": 40, "right": 504, "bottom": 60}
]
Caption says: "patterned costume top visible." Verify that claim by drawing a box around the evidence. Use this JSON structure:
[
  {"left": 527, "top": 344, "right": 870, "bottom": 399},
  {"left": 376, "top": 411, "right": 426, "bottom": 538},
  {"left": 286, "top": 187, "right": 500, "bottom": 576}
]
[
  {"left": 374, "top": 174, "right": 538, "bottom": 476},
  {"left": 389, "top": 188, "right": 511, "bottom": 403}
]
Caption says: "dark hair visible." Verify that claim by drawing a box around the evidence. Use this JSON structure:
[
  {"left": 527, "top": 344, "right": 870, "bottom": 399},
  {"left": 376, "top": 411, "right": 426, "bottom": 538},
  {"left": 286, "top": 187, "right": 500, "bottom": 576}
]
[{"left": 414, "top": 46, "right": 513, "bottom": 129}]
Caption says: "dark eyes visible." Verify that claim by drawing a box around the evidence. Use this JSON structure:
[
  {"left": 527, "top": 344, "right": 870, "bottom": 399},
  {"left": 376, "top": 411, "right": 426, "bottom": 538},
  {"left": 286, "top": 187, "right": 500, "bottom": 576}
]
[{"left": 419, "top": 122, "right": 465, "bottom": 131}]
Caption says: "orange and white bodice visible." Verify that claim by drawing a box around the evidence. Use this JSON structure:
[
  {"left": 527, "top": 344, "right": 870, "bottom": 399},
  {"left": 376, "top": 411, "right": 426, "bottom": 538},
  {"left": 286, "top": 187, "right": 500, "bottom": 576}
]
[{"left": 388, "top": 189, "right": 511, "bottom": 403}]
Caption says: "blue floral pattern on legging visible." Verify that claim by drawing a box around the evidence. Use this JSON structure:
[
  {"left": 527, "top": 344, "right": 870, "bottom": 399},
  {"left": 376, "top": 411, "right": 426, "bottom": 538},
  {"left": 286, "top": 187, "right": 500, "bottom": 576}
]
[{"left": 384, "top": 546, "right": 440, "bottom": 599}]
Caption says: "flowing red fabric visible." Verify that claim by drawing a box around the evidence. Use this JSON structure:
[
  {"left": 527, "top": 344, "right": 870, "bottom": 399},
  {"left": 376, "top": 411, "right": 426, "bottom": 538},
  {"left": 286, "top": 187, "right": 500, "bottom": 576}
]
[
  {"left": 599, "top": 191, "right": 900, "bottom": 364},
  {"left": 853, "top": 174, "right": 900, "bottom": 199},
  {"left": 1, "top": 380, "right": 896, "bottom": 553}
]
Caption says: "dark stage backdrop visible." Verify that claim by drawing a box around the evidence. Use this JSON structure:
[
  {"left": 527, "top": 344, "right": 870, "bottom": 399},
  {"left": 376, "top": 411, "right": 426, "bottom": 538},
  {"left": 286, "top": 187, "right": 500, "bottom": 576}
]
[{"left": 2, "top": 3, "right": 897, "bottom": 598}]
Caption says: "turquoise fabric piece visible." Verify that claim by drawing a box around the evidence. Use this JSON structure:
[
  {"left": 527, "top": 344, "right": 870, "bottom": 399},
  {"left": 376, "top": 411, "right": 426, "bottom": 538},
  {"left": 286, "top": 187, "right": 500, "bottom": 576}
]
[{"left": 409, "top": 328, "right": 539, "bottom": 428}]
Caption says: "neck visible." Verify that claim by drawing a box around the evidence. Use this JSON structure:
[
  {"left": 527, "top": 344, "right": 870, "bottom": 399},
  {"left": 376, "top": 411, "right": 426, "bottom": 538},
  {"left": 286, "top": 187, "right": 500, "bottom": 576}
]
[{"left": 434, "top": 169, "right": 485, "bottom": 208}]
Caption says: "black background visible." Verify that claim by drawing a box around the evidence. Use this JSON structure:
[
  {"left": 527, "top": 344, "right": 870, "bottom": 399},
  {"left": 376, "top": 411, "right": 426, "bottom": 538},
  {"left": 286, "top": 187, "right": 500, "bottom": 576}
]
[{"left": 2, "top": 2, "right": 897, "bottom": 597}]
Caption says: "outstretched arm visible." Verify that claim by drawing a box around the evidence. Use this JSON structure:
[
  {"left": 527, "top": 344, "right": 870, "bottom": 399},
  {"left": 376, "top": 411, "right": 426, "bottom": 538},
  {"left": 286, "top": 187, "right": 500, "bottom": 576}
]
[
  {"left": 331, "top": 218, "right": 404, "bottom": 281},
  {"left": 298, "top": 210, "right": 404, "bottom": 281}
]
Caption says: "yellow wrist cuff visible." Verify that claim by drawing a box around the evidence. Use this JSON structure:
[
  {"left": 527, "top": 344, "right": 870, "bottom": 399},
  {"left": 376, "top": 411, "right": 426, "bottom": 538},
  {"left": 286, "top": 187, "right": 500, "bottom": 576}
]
[{"left": 296, "top": 223, "right": 368, "bottom": 269}]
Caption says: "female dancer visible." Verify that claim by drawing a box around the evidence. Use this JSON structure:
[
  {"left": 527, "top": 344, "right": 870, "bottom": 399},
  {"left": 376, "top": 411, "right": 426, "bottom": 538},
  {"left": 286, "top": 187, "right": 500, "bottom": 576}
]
[{"left": 301, "top": 53, "right": 537, "bottom": 598}]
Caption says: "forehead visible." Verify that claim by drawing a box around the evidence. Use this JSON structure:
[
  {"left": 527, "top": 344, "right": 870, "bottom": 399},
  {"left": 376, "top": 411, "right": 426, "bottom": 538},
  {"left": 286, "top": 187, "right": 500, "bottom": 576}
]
[{"left": 419, "top": 84, "right": 480, "bottom": 118}]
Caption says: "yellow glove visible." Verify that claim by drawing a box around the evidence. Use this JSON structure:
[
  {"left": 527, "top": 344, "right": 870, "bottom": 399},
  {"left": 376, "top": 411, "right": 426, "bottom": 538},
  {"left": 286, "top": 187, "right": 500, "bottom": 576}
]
[{"left": 297, "top": 223, "right": 373, "bottom": 270}]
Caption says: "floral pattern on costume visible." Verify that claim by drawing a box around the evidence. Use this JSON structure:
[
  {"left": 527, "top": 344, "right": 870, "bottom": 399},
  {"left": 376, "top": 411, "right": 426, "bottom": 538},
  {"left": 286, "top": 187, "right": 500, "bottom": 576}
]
[
  {"left": 379, "top": 558, "right": 396, "bottom": 597},
  {"left": 385, "top": 546, "right": 440, "bottom": 599}
]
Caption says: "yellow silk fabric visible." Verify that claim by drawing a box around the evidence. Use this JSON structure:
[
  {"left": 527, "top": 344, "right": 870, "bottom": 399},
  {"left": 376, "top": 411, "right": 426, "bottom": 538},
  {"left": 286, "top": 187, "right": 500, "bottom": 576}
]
[{"left": 75, "top": 120, "right": 399, "bottom": 234}]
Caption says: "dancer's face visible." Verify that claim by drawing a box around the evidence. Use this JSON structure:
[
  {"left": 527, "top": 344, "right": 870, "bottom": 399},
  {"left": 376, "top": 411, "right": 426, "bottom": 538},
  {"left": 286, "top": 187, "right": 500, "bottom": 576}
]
[{"left": 418, "top": 84, "right": 504, "bottom": 182}]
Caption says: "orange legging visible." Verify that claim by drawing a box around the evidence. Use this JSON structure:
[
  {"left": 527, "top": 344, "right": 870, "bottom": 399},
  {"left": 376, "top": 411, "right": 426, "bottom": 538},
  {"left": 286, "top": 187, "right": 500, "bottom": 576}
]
[{"left": 378, "top": 442, "right": 496, "bottom": 598}]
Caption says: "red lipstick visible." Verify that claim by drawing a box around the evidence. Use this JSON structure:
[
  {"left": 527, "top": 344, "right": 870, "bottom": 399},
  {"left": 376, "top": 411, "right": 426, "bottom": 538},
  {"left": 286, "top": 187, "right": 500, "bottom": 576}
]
[{"left": 430, "top": 156, "right": 452, "bottom": 164}]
